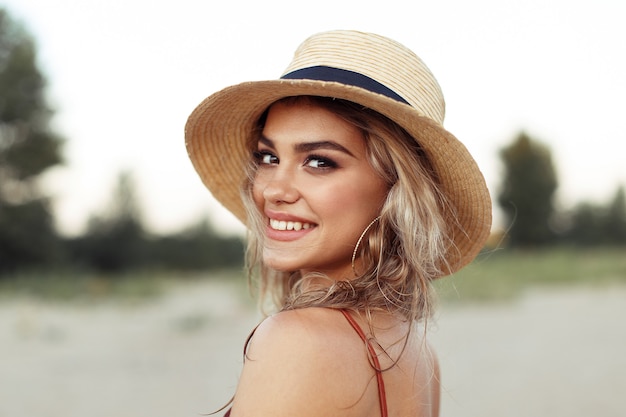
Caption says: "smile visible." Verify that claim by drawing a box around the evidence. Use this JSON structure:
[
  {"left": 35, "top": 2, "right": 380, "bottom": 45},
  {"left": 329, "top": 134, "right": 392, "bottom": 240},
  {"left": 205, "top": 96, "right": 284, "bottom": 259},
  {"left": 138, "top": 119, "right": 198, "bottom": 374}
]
[{"left": 269, "top": 219, "right": 314, "bottom": 231}]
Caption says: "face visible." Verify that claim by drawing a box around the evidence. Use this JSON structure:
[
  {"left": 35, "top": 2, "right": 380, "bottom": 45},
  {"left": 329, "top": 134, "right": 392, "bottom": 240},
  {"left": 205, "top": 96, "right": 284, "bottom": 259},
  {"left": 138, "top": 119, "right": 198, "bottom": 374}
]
[{"left": 252, "top": 100, "right": 389, "bottom": 280}]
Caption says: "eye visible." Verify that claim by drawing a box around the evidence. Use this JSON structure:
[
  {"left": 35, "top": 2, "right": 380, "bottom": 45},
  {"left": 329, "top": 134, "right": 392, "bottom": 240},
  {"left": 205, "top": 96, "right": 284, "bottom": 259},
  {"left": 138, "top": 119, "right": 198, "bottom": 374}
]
[
  {"left": 254, "top": 150, "right": 278, "bottom": 165},
  {"left": 304, "top": 155, "right": 337, "bottom": 169}
]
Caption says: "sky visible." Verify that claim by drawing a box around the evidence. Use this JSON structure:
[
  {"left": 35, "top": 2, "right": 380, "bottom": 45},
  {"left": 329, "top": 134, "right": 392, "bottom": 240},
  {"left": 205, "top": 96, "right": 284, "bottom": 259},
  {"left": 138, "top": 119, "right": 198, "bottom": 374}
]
[{"left": 2, "top": 0, "right": 625, "bottom": 236}]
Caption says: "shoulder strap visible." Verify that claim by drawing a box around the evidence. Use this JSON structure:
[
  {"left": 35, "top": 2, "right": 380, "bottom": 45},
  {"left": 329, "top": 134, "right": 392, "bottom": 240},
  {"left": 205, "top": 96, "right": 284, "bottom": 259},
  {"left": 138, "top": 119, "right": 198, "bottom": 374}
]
[{"left": 339, "top": 309, "right": 388, "bottom": 417}]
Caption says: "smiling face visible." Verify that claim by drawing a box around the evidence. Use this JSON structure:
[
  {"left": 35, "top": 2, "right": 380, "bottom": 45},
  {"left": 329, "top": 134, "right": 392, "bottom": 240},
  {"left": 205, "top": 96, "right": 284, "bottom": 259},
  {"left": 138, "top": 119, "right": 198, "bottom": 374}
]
[{"left": 252, "top": 99, "right": 389, "bottom": 280}]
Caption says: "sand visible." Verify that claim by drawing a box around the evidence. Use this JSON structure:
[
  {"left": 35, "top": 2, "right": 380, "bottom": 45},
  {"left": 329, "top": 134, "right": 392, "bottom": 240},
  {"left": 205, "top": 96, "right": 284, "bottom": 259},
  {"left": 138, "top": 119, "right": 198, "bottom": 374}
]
[{"left": 1, "top": 281, "right": 625, "bottom": 417}]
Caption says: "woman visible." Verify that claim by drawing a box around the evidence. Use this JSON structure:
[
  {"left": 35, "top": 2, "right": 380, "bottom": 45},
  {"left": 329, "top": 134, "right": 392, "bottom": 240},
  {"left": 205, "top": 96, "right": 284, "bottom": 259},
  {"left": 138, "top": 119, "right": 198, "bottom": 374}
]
[{"left": 185, "top": 30, "right": 491, "bottom": 416}]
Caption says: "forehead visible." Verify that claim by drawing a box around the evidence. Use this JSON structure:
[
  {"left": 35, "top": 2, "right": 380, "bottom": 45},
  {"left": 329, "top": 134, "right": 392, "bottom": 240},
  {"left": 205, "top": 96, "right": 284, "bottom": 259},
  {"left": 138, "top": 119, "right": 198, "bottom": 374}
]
[{"left": 261, "top": 100, "right": 366, "bottom": 150}]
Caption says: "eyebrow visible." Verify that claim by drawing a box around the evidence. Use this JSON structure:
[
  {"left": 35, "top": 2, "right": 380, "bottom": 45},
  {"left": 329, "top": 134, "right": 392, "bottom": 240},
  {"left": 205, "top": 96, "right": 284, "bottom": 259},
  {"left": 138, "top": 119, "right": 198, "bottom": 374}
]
[{"left": 259, "top": 135, "right": 356, "bottom": 157}]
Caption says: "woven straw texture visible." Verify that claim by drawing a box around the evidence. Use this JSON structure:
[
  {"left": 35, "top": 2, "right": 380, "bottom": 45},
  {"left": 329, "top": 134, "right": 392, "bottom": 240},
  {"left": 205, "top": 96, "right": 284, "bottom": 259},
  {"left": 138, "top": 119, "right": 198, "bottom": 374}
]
[{"left": 185, "top": 30, "right": 491, "bottom": 276}]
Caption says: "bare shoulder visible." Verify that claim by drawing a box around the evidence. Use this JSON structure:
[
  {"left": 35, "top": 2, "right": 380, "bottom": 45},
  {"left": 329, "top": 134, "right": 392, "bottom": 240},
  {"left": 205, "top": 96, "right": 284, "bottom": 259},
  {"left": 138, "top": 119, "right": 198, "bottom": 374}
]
[
  {"left": 230, "top": 308, "right": 378, "bottom": 416},
  {"left": 254, "top": 307, "right": 342, "bottom": 340},
  {"left": 246, "top": 308, "right": 346, "bottom": 355},
  {"left": 387, "top": 328, "right": 441, "bottom": 417}
]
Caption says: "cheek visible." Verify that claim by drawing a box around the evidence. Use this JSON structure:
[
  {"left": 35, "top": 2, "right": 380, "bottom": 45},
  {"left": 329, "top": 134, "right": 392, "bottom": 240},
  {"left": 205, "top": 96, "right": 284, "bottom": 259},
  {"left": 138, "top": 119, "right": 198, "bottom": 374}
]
[
  {"left": 316, "top": 182, "right": 384, "bottom": 219},
  {"left": 250, "top": 171, "right": 266, "bottom": 208},
  {"left": 252, "top": 181, "right": 264, "bottom": 209},
  {"left": 334, "top": 175, "right": 388, "bottom": 210}
]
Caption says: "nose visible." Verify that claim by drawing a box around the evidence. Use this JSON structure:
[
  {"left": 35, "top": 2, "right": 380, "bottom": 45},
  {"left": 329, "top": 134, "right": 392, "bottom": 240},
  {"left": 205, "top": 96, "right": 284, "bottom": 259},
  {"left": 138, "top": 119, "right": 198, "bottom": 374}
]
[{"left": 260, "top": 171, "right": 300, "bottom": 205}]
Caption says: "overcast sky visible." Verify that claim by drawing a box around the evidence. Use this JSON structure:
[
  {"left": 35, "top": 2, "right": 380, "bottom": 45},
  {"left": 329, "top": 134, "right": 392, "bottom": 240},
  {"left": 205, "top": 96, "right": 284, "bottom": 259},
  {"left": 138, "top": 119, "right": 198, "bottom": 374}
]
[{"left": 3, "top": 0, "right": 625, "bottom": 236}]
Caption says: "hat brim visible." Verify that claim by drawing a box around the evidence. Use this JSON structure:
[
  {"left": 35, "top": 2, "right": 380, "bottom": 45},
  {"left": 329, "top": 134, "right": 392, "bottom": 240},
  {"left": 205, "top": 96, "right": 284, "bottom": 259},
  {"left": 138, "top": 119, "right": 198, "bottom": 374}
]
[{"left": 185, "top": 78, "right": 492, "bottom": 276}]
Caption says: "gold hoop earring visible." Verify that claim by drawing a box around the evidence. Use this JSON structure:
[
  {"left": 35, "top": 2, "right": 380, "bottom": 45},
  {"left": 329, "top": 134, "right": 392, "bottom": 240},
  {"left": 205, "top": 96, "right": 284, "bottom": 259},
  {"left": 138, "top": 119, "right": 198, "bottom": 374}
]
[{"left": 351, "top": 216, "right": 381, "bottom": 277}]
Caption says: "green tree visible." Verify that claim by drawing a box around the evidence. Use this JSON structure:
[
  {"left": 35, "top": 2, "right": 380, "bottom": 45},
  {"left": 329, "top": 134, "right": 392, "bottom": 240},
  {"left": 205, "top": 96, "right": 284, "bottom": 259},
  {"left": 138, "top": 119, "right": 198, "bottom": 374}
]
[
  {"left": 0, "top": 8, "right": 64, "bottom": 271},
  {"left": 605, "top": 185, "right": 626, "bottom": 244},
  {"left": 566, "top": 201, "right": 605, "bottom": 246},
  {"left": 68, "top": 171, "right": 148, "bottom": 272},
  {"left": 150, "top": 217, "right": 244, "bottom": 270},
  {"left": 565, "top": 185, "right": 626, "bottom": 246},
  {"left": 498, "top": 132, "right": 558, "bottom": 247}
]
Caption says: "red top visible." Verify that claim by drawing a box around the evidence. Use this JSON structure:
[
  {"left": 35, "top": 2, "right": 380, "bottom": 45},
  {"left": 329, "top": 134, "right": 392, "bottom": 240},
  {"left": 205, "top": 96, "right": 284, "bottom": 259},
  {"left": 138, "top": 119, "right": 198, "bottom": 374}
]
[{"left": 339, "top": 309, "right": 388, "bottom": 417}]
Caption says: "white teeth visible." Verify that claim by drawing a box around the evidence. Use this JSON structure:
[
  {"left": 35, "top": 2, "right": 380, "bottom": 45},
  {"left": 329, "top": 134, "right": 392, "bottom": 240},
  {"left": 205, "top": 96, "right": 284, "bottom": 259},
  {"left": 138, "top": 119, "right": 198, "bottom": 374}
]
[{"left": 269, "top": 219, "right": 313, "bottom": 231}]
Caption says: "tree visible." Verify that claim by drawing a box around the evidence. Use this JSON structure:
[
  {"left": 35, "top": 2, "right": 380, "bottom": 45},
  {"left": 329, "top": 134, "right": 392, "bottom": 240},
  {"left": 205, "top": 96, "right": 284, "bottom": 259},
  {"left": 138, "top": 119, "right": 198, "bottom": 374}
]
[
  {"left": 605, "top": 185, "right": 626, "bottom": 244},
  {"left": 564, "top": 185, "right": 626, "bottom": 246},
  {"left": 68, "top": 171, "right": 148, "bottom": 272},
  {"left": 498, "top": 132, "right": 558, "bottom": 247},
  {"left": 150, "top": 217, "right": 244, "bottom": 270},
  {"left": 0, "top": 8, "right": 64, "bottom": 271},
  {"left": 68, "top": 171, "right": 245, "bottom": 272},
  {"left": 566, "top": 201, "right": 605, "bottom": 246}
]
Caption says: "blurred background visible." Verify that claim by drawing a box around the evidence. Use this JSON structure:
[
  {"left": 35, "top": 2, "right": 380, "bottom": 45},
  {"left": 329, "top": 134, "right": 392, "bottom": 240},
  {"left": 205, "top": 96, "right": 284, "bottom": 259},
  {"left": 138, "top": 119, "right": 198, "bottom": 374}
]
[{"left": 0, "top": 1, "right": 624, "bottom": 416}]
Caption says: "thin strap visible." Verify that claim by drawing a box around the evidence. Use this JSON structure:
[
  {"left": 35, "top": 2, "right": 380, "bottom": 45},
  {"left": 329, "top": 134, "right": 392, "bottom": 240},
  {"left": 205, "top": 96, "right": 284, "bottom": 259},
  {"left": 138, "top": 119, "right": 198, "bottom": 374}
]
[
  {"left": 218, "top": 323, "right": 262, "bottom": 417},
  {"left": 339, "top": 309, "right": 388, "bottom": 417}
]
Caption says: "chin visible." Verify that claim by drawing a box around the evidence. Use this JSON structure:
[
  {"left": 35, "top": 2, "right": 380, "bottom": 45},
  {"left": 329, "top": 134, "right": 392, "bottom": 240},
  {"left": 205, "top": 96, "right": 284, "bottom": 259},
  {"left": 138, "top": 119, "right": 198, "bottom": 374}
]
[
  {"left": 262, "top": 253, "right": 301, "bottom": 273},
  {"left": 263, "top": 246, "right": 303, "bottom": 272}
]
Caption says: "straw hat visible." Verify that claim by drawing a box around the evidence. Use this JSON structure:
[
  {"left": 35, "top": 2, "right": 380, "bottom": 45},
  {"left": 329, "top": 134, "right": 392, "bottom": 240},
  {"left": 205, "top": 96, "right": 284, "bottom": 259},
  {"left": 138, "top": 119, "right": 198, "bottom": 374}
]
[{"left": 185, "top": 30, "right": 491, "bottom": 276}]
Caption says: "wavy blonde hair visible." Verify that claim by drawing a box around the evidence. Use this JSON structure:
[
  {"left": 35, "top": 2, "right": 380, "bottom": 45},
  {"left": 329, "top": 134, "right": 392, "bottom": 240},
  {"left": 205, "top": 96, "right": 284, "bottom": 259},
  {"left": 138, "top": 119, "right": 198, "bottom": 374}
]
[{"left": 241, "top": 96, "right": 451, "bottom": 323}]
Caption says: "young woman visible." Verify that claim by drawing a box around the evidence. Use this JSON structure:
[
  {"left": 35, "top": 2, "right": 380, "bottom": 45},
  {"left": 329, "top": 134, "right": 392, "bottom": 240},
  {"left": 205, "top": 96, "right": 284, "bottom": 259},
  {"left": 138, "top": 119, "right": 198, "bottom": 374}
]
[{"left": 185, "top": 30, "right": 491, "bottom": 417}]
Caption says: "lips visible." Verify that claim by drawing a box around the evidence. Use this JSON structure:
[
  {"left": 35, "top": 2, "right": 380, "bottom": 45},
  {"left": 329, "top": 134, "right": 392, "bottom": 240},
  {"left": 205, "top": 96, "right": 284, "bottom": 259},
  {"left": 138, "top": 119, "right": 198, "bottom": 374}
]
[
  {"left": 269, "top": 219, "right": 313, "bottom": 231},
  {"left": 264, "top": 212, "right": 317, "bottom": 242}
]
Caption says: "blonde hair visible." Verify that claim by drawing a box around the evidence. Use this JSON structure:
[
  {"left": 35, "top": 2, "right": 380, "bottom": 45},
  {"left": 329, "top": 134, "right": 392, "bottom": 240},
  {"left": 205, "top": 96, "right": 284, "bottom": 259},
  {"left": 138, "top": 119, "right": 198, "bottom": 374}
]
[{"left": 241, "top": 96, "right": 450, "bottom": 322}]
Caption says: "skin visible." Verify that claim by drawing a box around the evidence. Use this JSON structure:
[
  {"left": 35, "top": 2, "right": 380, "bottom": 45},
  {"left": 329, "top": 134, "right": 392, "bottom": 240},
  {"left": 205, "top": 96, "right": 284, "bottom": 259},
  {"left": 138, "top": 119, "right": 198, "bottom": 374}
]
[
  {"left": 231, "top": 100, "right": 440, "bottom": 416},
  {"left": 252, "top": 100, "right": 388, "bottom": 281}
]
